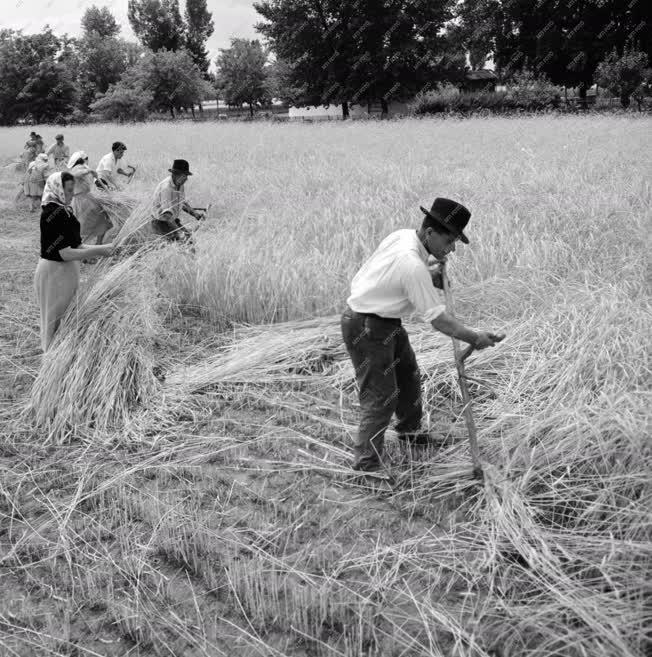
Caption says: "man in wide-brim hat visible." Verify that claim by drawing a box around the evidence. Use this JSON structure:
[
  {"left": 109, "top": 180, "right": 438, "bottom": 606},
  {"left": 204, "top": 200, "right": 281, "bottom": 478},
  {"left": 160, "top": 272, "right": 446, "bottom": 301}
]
[
  {"left": 341, "top": 197, "right": 504, "bottom": 474},
  {"left": 151, "top": 159, "right": 205, "bottom": 242}
]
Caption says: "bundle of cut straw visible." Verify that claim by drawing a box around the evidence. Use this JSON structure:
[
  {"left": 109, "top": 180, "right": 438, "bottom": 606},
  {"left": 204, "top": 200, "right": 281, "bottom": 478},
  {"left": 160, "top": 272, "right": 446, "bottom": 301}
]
[
  {"left": 112, "top": 197, "right": 159, "bottom": 246},
  {"left": 97, "top": 190, "right": 142, "bottom": 236},
  {"left": 26, "top": 251, "right": 165, "bottom": 442}
]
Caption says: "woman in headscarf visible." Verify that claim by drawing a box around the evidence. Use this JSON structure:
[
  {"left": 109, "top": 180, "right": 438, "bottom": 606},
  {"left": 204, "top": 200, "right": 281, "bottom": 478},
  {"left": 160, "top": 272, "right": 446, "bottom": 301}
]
[
  {"left": 19, "top": 140, "right": 37, "bottom": 172},
  {"left": 34, "top": 135, "right": 45, "bottom": 155},
  {"left": 23, "top": 154, "right": 51, "bottom": 212},
  {"left": 34, "top": 172, "right": 115, "bottom": 353},
  {"left": 67, "top": 151, "right": 114, "bottom": 245}
]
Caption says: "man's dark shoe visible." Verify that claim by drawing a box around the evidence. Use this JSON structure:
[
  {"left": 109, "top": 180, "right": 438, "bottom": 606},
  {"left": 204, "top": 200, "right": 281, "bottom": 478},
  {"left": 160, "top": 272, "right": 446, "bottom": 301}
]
[
  {"left": 352, "top": 461, "right": 382, "bottom": 472},
  {"left": 397, "top": 432, "right": 432, "bottom": 446}
]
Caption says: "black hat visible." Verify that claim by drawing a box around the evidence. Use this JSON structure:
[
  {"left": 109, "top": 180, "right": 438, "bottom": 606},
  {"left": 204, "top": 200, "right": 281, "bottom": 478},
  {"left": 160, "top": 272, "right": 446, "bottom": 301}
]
[
  {"left": 112, "top": 141, "right": 127, "bottom": 151},
  {"left": 420, "top": 197, "right": 471, "bottom": 244},
  {"left": 169, "top": 159, "right": 193, "bottom": 176},
  {"left": 55, "top": 133, "right": 64, "bottom": 140}
]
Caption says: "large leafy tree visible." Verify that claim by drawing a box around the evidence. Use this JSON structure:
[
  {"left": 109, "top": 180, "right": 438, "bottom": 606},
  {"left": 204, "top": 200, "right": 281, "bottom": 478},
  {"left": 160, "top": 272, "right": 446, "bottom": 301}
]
[
  {"left": 81, "top": 5, "right": 121, "bottom": 38},
  {"left": 343, "top": 0, "right": 458, "bottom": 115},
  {"left": 215, "top": 39, "right": 269, "bottom": 117},
  {"left": 17, "top": 60, "right": 77, "bottom": 123},
  {"left": 264, "top": 57, "right": 306, "bottom": 105},
  {"left": 126, "top": 48, "right": 209, "bottom": 117},
  {"left": 185, "top": 0, "right": 214, "bottom": 77},
  {"left": 90, "top": 82, "right": 154, "bottom": 121},
  {"left": 455, "top": 0, "right": 651, "bottom": 97},
  {"left": 0, "top": 28, "right": 61, "bottom": 125},
  {"left": 77, "top": 6, "right": 128, "bottom": 112},
  {"left": 128, "top": 0, "right": 186, "bottom": 52},
  {"left": 254, "top": 0, "right": 455, "bottom": 118},
  {"left": 595, "top": 48, "right": 651, "bottom": 108}
]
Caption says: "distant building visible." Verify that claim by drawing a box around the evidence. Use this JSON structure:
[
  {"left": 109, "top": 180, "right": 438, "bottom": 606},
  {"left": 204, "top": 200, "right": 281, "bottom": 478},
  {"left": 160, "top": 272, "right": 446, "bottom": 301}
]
[
  {"left": 462, "top": 69, "right": 498, "bottom": 93},
  {"left": 288, "top": 100, "right": 410, "bottom": 120}
]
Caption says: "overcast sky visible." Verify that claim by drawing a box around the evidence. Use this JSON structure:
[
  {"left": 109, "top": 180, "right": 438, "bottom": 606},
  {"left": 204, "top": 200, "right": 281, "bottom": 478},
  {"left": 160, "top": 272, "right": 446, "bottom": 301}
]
[{"left": 3, "top": 0, "right": 260, "bottom": 60}]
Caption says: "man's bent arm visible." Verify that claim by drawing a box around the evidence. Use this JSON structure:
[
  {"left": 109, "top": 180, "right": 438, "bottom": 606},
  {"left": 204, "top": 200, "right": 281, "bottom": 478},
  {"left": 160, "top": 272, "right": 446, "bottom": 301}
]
[
  {"left": 182, "top": 201, "right": 201, "bottom": 219},
  {"left": 431, "top": 312, "right": 478, "bottom": 345}
]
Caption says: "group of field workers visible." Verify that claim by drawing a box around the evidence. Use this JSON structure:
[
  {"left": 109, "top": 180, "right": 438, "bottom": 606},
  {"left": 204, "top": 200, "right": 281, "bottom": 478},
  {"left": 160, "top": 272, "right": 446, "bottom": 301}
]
[
  {"left": 33, "top": 135, "right": 204, "bottom": 353},
  {"left": 30, "top": 132, "right": 504, "bottom": 476}
]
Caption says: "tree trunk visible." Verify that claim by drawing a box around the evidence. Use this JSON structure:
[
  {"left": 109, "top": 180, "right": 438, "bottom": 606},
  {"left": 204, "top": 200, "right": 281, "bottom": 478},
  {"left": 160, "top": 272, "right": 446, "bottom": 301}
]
[
  {"left": 342, "top": 101, "right": 349, "bottom": 120},
  {"left": 198, "top": 102, "right": 203, "bottom": 114},
  {"left": 620, "top": 93, "right": 630, "bottom": 109},
  {"left": 249, "top": 102, "right": 254, "bottom": 118},
  {"left": 191, "top": 106, "right": 196, "bottom": 119},
  {"left": 380, "top": 97, "right": 389, "bottom": 118},
  {"left": 170, "top": 106, "right": 175, "bottom": 119}
]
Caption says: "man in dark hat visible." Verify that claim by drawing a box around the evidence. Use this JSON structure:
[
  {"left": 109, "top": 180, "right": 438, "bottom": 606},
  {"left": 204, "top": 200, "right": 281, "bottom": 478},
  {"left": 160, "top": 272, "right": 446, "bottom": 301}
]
[
  {"left": 341, "top": 197, "right": 504, "bottom": 474},
  {"left": 151, "top": 159, "right": 205, "bottom": 242},
  {"left": 96, "top": 141, "right": 134, "bottom": 190}
]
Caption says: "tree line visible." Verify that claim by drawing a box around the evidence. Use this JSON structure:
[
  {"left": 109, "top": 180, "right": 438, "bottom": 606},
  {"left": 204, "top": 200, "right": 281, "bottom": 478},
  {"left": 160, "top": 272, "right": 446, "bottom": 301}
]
[{"left": 0, "top": 0, "right": 649, "bottom": 126}]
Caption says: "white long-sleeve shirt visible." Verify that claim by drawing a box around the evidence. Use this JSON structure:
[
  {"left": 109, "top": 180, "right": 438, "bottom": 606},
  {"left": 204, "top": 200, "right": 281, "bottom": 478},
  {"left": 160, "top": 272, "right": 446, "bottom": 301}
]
[
  {"left": 152, "top": 176, "right": 186, "bottom": 221},
  {"left": 96, "top": 152, "right": 118, "bottom": 186},
  {"left": 347, "top": 229, "right": 446, "bottom": 322}
]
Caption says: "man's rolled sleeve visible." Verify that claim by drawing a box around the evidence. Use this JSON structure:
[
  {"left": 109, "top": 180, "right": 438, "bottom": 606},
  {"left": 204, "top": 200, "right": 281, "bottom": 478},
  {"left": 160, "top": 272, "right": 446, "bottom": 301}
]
[{"left": 401, "top": 258, "right": 446, "bottom": 322}]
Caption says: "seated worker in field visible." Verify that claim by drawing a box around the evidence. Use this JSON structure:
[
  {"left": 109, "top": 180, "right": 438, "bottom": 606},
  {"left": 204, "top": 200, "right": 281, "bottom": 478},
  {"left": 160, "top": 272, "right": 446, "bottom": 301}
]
[
  {"left": 95, "top": 142, "right": 135, "bottom": 191},
  {"left": 341, "top": 197, "right": 504, "bottom": 474},
  {"left": 151, "top": 159, "right": 205, "bottom": 243},
  {"left": 46, "top": 134, "right": 71, "bottom": 170}
]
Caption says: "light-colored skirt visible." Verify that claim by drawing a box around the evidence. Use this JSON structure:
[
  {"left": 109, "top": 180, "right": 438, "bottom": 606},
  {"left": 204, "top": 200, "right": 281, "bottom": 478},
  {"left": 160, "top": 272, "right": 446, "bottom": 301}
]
[
  {"left": 24, "top": 178, "right": 45, "bottom": 198},
  {"left": 72, "top": 192, "right": 113, "bottom": 243},
  {"left": 34, "top": 258, "right": 80, "bottom": 352}
]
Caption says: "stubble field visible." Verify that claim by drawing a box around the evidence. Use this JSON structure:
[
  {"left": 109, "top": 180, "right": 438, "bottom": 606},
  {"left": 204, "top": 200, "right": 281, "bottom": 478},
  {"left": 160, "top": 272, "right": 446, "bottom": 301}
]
[{"left": 0, "top": 115, "right": 650, "bottom": 656}]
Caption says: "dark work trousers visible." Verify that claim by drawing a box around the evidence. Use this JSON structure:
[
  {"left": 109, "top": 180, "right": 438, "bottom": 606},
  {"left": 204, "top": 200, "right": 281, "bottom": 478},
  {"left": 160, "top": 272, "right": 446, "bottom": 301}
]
[{"left": 341, "top": 306, "right": 423, "bottom": 470}]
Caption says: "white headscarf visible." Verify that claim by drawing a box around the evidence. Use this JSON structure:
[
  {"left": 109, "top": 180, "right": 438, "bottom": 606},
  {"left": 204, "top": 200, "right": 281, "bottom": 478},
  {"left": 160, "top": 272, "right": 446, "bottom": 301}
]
[
  {"left": 41, "top": 172, "right": 72, "bottom": 210},
  {"left": 67, "top": 150, "right": 88, "bottom": 170}
]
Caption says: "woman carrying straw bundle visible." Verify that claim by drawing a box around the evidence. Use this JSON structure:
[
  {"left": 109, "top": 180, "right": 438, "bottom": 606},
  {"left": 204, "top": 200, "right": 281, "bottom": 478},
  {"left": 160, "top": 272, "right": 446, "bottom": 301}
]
[
  {"left": 67, "top": 151, "right": 113, "bottom": 245},
  {"left": 34, "top": 172, "right": 115, "bottom": 353},
  {"left": 23, "top": 154, "right": 51, "bottom": 212}
]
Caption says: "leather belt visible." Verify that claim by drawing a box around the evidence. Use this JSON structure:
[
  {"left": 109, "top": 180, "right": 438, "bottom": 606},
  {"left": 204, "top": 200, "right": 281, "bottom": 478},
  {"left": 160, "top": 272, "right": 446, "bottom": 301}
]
[{"left": 346, "top": 306, "right": 401, "bottom": 326}]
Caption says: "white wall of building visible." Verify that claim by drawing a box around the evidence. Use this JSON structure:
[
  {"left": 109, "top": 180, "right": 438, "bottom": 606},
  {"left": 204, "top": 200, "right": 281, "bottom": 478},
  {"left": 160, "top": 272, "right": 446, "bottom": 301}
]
[{"left": 288, "top": 101, "right": 410, "bottom": 118}]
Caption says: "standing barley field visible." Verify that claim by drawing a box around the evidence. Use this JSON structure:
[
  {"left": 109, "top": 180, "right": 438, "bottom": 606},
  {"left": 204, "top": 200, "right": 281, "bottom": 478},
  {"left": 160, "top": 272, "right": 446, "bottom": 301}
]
[{"left": 0, "top": 115, "right": 650, "bottom": 656}]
